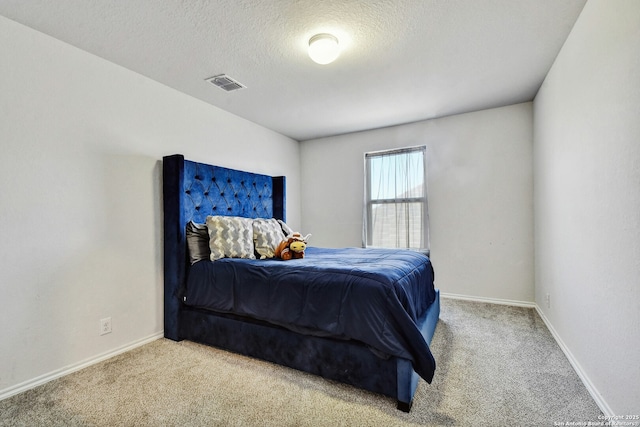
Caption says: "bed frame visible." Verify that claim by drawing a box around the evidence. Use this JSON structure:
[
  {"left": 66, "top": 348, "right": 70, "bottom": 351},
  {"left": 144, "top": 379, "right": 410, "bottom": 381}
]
[{"left": 163, "top": 154, "right": 440, "bottom": 411}]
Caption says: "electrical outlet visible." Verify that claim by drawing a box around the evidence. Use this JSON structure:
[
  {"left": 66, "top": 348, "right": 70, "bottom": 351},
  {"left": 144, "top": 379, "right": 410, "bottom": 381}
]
[
  {"left": 100, "top": 317, "right": 112, "bottom": 335},
  {"left": 545, "top": 293, "right": 551, "bottom": 309}
]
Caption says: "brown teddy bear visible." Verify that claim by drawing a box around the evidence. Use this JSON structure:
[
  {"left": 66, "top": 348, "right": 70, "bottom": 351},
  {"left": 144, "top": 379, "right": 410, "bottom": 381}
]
[{"left": 274, "top": 232, "right": 311, "bottom": 260}]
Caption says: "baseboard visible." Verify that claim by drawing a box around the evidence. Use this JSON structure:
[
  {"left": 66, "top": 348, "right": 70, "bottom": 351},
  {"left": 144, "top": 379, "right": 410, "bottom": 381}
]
[
  {"left": 534, "top": 307, "right": 613, "bottom": 417},
  {"left": 440, "top": 292, "right": 612, "bottom": 417},
  {"left": 441, "top": 292, "right": 536, "bottom": 308},
  {"left": 0, "top": 331, "right": 164, "bottom": 402}
]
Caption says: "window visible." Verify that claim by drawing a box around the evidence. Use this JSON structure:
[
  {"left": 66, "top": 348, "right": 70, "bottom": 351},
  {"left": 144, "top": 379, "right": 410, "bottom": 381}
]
[{"left": 363, "top": 146, "right": 429, "bottom": 252}]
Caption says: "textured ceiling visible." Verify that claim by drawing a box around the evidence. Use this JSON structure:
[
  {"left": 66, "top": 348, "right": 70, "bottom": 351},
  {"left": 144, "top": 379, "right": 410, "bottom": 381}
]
[{"left": 0, "top": 0, "right": 586, "bottom": 141}]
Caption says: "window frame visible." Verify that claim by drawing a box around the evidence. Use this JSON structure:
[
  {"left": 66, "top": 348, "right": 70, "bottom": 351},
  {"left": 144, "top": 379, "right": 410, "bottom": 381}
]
[{"left": 363, "top": 145, "right": 430, "bottom": 253}]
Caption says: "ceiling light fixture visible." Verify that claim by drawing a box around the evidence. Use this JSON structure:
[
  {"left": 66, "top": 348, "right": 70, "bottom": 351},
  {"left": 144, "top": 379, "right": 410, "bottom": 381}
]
[{"left": 308, "top": 33, "right": 340, "bottom": 65}]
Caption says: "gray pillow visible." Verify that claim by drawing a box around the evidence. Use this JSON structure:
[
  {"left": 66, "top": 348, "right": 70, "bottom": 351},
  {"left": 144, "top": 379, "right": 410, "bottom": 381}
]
[
  {"left": 277, "top": 219, "right": 294, "bottom": 237},
  {"left": 206, "top": 216, "right": 256, "bottom": 261},
  {"left": 186, "top": 221, "right": 210, "bottom": 264},
  {"left": 253, "top": 218, "right": 286, "bottom": 259}
]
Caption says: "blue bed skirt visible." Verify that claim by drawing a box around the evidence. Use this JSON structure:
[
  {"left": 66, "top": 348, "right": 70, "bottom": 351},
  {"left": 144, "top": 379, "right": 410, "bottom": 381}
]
[{"left": 177, "top": 289, "right": 439, "bottom": 411}]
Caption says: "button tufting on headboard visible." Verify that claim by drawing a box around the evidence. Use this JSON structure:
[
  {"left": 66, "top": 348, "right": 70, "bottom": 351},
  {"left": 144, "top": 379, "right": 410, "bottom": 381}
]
[{"left": 182, "top": 160, "right": 276, "bottom": 224}]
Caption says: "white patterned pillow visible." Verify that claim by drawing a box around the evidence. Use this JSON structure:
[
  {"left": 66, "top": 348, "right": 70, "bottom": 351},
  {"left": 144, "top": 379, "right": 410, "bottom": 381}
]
[
  {"left": 253, "top": 218, "right": 286, "bottom": 259},
  {"left": 206, "top": 216, "right": 256, "bottom": 261}
]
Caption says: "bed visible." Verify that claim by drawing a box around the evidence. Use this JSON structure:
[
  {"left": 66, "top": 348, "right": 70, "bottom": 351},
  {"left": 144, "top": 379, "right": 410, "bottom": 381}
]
[{"left": 163, "top": 154, "right": 440, "bottom": 411}]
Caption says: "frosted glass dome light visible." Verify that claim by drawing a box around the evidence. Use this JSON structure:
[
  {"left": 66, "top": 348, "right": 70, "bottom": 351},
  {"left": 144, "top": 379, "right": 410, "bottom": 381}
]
[{"left": 308, "top": 33, "right": 340, "bottom": 65}]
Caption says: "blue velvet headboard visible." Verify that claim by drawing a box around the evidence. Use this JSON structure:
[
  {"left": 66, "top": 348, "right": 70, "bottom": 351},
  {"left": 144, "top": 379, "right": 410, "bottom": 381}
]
[{"left": 162, "top": 154, "right": 286, "bottom": 339}]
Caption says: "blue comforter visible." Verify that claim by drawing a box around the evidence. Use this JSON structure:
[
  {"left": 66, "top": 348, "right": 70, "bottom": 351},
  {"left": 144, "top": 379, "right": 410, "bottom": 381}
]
[{"left": 185, "top": 246, "right": 437, "bottom": 383}]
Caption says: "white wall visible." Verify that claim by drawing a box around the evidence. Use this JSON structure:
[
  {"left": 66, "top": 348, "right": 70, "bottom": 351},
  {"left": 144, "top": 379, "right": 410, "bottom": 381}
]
[
  {"left": 533, "top": 0, "right": 640, "bottom": 414},
  {"left": 301, "top": 103, "right": 534, "bottom": 302},
  {"left": 0, "top": 16, "right": 299, "bottom": 396}
]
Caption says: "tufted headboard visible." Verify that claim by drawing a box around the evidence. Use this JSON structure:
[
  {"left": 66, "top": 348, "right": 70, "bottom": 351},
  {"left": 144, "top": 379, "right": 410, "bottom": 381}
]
[{"left": 162, "top": 154, "right": 286, "bottom": 340}]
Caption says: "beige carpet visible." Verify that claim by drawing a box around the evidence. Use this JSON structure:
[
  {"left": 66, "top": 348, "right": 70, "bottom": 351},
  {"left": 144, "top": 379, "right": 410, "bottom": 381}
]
[{"left": 0, "top": 299, "right": 602, "bottom": 426}]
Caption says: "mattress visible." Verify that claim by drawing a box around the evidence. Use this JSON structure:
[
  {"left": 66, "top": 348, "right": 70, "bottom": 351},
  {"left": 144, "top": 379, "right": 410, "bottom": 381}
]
[{"left": 184, "top": 246, "right": 437, "bottom": 382}]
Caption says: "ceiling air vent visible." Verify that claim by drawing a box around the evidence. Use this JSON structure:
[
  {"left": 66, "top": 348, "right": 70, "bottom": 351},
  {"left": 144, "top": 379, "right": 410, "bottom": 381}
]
[{"left": 205, "top": 74, "right": 246, "bottom": 92}]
